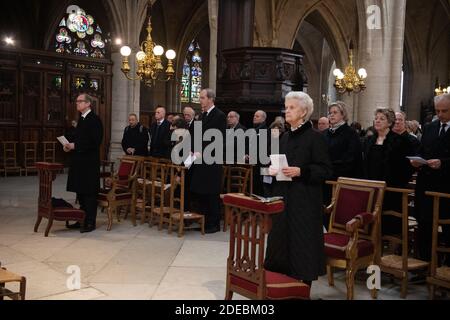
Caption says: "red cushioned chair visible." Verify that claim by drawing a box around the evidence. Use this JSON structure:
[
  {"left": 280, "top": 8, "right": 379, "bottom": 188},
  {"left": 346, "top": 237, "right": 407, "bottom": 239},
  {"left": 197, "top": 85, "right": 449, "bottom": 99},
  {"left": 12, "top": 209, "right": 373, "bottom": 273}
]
[
  {"left": 97, "top": 158, "right": 139, "bottom": 231},
  {"left": 324, "top": 178, "right": 386, "bottom": 300},
  {"left": 223, "top": 194, "right": 311, "bottom": 300},
  {"left": 34, "top": 162, "right": 85, "bottom": 237}
]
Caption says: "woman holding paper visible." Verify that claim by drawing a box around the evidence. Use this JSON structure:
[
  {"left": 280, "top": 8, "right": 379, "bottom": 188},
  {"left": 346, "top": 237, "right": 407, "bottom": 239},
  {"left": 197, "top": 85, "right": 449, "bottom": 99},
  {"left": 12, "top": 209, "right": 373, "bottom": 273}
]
[{"left": 265, "top": 91, "right": 332, "bottom": 285}]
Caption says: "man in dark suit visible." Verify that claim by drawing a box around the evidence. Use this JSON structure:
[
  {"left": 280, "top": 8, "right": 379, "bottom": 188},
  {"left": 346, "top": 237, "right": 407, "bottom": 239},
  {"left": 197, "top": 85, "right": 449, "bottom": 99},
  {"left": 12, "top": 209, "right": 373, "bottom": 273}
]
[
  {"left": 149, "top": 106, "right": 171, "bottom": 158},
  {"left": 64, "top": 94, "right": 103, "bottom": 233},
  {"left": 121, "top": 113, "right": 149, "bottom": 156},
  {"left": 411, "top": 93, "right": 450, "bottom": 262},
  {"left": 190, "top": 89, "right": 227, "bottom": 233},
  {"left": 183, "top": 107, "right": 196, "bottom": 211},
  {"left": 226, "top": 111, "right": 247, "bottom": 164},
  {"left": 250, "top": 110, "right": 269, "bottom": 196}
]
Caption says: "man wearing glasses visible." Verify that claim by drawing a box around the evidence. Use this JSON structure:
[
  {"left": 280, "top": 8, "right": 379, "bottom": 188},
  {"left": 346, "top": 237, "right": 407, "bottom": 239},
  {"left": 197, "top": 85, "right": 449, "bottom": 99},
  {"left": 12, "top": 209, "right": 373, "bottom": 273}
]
[{"left": 64, "top": 94, "right": 103, "bottom": 233}]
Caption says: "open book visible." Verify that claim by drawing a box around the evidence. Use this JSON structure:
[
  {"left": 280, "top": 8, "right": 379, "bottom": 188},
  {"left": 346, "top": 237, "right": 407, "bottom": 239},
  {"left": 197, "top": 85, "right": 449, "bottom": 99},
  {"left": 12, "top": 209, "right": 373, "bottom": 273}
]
[
  {"left": 57, "top": 136, "right": 69, "bottom": 147},
  {"left": 251, "top": 194, "right": 283, "bottom": 203}
]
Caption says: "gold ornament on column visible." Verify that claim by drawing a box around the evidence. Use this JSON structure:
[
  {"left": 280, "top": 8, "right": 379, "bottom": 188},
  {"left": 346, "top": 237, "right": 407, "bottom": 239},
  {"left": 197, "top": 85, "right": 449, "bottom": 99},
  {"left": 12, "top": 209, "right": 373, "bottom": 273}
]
[
  {"left": 119, "top": 1, "right": 176, "bottom": 87},
  {"left": 333, "top": 41, "right": 367, "bottom": 95}
]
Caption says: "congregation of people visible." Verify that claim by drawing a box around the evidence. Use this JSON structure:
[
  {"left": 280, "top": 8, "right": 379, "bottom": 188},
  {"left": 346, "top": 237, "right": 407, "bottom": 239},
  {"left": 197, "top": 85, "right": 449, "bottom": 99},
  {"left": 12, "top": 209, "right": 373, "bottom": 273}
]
[{"left": 64, "top": 89, "right": 450, "bottom": 287}]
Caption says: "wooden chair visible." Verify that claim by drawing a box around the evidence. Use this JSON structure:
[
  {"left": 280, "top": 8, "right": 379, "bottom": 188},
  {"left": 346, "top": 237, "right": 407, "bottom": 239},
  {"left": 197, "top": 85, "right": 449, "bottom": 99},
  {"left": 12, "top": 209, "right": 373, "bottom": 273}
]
[
  {"left": 148, "top": 162, "right": 171, "bottom": 230},
  {"left": 380, "top": 187, "right": 429, "bottom": 298},
  {"left": 121, "top": 155, "right": 146, "bottom": 221},
  {"left": 97, "top": 158, "right": 139, "bottom": 231},
  {"left": 2, "top": 141, "right": 21, "bottom": 177},
  {"left": 223, "top": 194, "right": 311, "bottom": 300},
  {"left": 22, "top": 141, "right": 38, "bottom": 176},
  {"left": 0, "top": 264, "right": 26, "bottom": 300},
  {"left": 167, "top": 164, "right": 205, "bottom": 237},
  {"left": 42, "top": 141, "right": 57, "bottom": 163},
  {"left": 426, "top": 191, "right": 450, "bottom": 299},
  {"left": 222, "top": 165, "right": 253, "bottom": 232},
  {"left": 100, "top": 160, "right": 115, "bottom": 189},
  {"left": 34, "top": 162, "right": 85, "bottom": 237},
  {"left": 324, "top": 178, "right": 386, "bottom": 300}
]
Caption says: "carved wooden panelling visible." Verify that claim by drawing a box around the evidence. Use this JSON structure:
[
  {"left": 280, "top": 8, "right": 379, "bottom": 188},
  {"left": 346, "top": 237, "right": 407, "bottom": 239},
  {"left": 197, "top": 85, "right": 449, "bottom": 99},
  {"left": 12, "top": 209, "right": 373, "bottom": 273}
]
[
  {"left": 22, "top": 71, "right": 42, "bottom": 122},
  {"left": 0, "top": 69, "right": 17, "bottom": 121}
]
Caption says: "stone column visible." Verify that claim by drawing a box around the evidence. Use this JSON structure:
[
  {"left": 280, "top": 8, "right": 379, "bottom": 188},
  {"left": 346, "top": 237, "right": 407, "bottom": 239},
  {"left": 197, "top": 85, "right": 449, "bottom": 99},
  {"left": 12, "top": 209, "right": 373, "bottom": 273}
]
[
  {"left": 208, "top": 0, "right": 219, "bottom": 91},
  {"left": 110, "top": 51, "right": 141, "bottom": 162},
  {"left": 356, "top": 0, "right": 407, "bottom": 128}
]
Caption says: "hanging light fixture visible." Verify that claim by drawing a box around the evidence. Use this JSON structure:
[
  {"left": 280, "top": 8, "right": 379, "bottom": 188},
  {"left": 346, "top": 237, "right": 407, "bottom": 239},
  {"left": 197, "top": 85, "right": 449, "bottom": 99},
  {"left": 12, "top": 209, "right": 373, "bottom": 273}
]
[
  {"left": 434, "top": 78, "right": 449, "bottom": 96},
  {"left": 119, "top": 1, "right": 176, "bottom": 87},
  {"left": 333, "top": 41, "right": 367, "bottom": 95}
]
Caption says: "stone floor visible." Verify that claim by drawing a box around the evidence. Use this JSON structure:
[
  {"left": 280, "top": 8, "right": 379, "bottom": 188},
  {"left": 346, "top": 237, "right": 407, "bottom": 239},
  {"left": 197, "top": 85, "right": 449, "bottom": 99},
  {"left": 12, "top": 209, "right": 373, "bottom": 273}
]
[{"left": 0, "top": 174, "right": 441, "bottom": 300}]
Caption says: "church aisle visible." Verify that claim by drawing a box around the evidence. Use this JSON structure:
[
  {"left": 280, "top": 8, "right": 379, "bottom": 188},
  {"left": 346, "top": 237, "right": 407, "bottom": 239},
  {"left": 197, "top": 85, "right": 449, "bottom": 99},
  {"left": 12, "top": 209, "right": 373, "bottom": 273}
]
[{"left": 0, "top": 176, "right": 433, "bottom": 300}]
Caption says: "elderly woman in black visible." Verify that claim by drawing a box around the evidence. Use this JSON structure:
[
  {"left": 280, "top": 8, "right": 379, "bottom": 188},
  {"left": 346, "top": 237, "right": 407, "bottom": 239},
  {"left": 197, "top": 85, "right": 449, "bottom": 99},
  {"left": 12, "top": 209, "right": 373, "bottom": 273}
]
[
  {"left": 265, "top": 91, "right": 332, "bottom": 286},
  {"left": 363, "top": 107, "right": 414, "bottom": 235}
]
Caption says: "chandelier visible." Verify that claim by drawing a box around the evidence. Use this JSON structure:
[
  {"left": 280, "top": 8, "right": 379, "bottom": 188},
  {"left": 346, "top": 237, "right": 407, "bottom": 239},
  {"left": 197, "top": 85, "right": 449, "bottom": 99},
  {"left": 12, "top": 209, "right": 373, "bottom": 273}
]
[
  {"left": 435, "top": 79, "right": 449, "bottom": 96},
  {"left": 119, "top": 4, "right": 176, "bottom": 87},
  {"left": 333, "top": 41, "right": 367, "bottom": 94}
]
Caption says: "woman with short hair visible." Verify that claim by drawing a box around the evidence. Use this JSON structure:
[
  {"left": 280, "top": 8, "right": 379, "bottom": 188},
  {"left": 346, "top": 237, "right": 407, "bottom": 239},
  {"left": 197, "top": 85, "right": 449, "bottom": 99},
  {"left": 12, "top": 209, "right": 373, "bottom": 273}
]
[{"left": 266, "top": 91, "right": 332, "bottom": 285}]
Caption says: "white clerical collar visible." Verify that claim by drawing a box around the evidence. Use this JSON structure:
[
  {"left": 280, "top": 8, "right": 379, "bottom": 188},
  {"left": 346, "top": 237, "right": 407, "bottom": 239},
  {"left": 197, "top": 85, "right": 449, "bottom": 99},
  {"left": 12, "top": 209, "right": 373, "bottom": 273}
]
[
  {"left": 206, "top": 106, "right": 215, "bottom": 116},
  {"left": 82, "top": 109, "right": 91, "bottom": 119}
]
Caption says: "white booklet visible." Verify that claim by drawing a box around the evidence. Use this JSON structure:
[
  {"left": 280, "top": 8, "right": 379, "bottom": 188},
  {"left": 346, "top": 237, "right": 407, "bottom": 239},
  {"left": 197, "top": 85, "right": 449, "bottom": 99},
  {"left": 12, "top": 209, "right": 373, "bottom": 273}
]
[
  {"left": 184, "top": 154, "right": 197, "bottom": 169},
  {"left": 270, "top": 154, "right": 292, "bottom": 181},
  {"left": 407, "top": 156, "right": 428, "bottom": 165},
  {"left": 57, "top": 136, "right": 70, "bottom": 147}
]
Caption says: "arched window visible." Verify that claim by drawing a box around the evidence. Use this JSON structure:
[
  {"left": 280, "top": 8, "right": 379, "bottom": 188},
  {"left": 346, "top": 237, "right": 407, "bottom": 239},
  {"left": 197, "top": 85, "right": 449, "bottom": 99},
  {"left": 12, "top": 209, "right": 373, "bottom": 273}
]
[
  {"left": 181, "top": 40, "right": 203, "bottom": 104},
  {"left": 54, "top": 5, "right": 106, "bottom": 59}
]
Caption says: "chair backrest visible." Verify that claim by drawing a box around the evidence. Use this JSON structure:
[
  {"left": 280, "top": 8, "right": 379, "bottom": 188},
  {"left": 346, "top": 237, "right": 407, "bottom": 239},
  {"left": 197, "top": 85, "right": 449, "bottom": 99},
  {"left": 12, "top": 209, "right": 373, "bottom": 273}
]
[
  {"left": 3, "top": 141, "right": 18, "bottom": 167},
  {"left": 381, "top": 187, "right": 415, "bottom": 266},
  {"left": 426, "top": 191, "right": 450, "bottom": 278},
  {"left": 116, "top": 158, "right": 138, "bottom": 189},
  {"left": 227, "top": 166, "right": 252, "bottom": 195},
  {"left": 168, "top": 164, "right": 186, "bottom": 214},
  {"left": 329, "top": 178, "right": 386, "bottom": 242},
  {"left": 35, "top": 162, "right": 64, "bottom": 214},
  {"left": 150, "top": 162, "right": 168, "bottom": 209}
]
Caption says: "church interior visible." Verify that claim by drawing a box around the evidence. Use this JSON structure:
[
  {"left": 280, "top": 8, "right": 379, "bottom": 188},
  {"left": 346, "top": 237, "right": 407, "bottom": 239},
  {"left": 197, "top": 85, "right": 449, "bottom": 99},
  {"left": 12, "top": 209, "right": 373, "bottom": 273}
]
[{"left": 0, "top": 0, "right": 449, "bottom": 301}]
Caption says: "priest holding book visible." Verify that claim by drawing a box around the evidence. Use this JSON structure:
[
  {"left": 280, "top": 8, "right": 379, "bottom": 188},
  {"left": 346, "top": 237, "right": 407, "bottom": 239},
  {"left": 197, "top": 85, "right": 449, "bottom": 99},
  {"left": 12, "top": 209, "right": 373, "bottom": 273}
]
[{"left": 266, "top": 92, "right": 332, "bottom": 287}]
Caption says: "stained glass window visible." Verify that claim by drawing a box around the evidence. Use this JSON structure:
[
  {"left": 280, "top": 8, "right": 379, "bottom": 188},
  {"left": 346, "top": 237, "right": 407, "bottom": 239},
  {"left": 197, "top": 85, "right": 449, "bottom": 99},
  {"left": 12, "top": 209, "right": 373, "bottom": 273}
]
[
  {"left": 181, "top": 40, "right": 203, "bottom": 104},
  {"left": 54, "top": 5, "right": 107, "bottom": 59}
]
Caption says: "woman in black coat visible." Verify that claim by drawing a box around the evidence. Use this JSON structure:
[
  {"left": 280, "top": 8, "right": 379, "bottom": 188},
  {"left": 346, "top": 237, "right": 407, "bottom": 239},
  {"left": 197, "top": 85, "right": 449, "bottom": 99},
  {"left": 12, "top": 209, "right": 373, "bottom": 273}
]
[
  {"left": 265, "top": 92, "right": 333, "bottom": 284},
  {"left": 363, "top": 108, "right": 414, "bottom": 235}
]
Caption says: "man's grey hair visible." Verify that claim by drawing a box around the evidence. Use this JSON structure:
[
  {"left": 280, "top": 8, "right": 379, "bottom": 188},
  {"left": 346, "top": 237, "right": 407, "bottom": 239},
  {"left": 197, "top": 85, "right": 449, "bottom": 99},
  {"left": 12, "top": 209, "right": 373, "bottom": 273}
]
[
  {"left": 435, "top": 93, "right": 450, "bottom": 105},
  {"left": 285, "top": 91, "right": 314, "bottom": 121},
  {"left": 202, "top": 88, "right": 216, "bottom": 102},
  {"left": 183, "top": 107, "right": 195, "bottom": 117},
  {"left": 229, "top": 111, "right": 240, "bottom": 121},
  {"left": 256, "top": 110, "right": 267, "bottom": 121},
  {"left": 81, "top": 93, "right": 94, "bottom": 106},
  {"left": 129, "top": 113, "right": 138, "bottom": 119}
]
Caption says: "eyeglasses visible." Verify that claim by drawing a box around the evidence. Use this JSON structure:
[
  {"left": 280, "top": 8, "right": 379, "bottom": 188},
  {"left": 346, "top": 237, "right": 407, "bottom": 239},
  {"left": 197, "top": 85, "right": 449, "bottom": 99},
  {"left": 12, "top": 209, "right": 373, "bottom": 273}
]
[{"left": 76, "top": 100, "right": 87, "bottom": 103}]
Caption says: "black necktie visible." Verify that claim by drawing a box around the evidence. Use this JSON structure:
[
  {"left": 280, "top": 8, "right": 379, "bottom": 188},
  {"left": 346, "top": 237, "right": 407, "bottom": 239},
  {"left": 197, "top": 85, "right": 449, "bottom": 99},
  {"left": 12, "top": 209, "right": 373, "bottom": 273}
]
[
  {"left": 202, "top": 112, "right": 208, "bottom": 120},
  {"left": 154, "top": 122, "right": 161, "bottom": 142},
  {"left": 440, "top": 123, "right": 447, "bottom": 138}
]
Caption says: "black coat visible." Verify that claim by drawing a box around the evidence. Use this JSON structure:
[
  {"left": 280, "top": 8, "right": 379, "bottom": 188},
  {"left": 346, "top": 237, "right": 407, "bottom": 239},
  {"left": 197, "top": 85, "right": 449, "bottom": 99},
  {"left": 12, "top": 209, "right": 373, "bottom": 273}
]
[
  {"left": 415, "top": 120, "right": 450, "bottom": 222},
  {"left": 252, "top": 122, "right": 269, "bottom": 196},
  {"left": 265, "top": 121, "right": 332, "bottom": 281},
  {"left": 67, "top": 111, "right": 103, "bottom": 195},
  {"left": 149, "top": 119, "right": 171, "bottom": 158},
  {"left": 363, "top": 130, "right": 414, "bottom": 188},
  {"left": 121, "top": 123, "right": 149, "bottom": 156},
  {"left": 401, "top": 131, "right": 421, "bottom": 156},
  {"left": 225, "top": 123, "right": 247, "bottom": 164},
  {"left": 323, "top": 123, "right": 363, "bottom": 179},
  {"left": 190, "top": 107, "right": 227, "bottom": 195}
]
